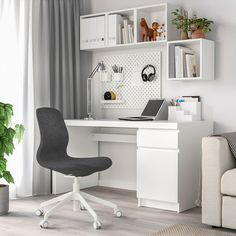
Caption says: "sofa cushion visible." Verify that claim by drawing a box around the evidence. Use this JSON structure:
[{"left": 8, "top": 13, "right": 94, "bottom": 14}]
[{"left": 221, "top": 168, "right": 236, "bottom": 196}]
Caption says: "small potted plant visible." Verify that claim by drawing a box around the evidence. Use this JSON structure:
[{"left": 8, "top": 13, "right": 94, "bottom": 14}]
[
  {"left": 190, "top": 16, "right": 214, "bottom": 39},
  {"left": 0, "top": 103, "right": 24, "bottom": 215},
  {"left": 172, "top": 9, "right": 190, "bottom": 40}
]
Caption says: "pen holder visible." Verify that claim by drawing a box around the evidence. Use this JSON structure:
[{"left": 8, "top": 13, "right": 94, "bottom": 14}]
[{"left": 113, "top": 72, "right": 124, "bottom": 82}]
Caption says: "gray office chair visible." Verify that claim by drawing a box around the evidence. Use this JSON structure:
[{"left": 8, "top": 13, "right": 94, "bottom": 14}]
[{"left": 35, "top": 108, "right": 122, "bottom": 229}]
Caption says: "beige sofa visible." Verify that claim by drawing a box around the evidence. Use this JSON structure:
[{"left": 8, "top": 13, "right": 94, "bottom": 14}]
[{"left": 202, "top": 137, "right": 236, "bottom": 229}]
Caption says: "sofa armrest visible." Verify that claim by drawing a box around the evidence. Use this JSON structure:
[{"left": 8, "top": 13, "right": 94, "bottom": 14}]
[{"left": 202, "top": 137, "right": 236, "bottom": 226}]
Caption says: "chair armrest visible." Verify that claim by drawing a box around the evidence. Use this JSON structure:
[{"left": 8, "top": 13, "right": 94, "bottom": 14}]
[{"left": 202, "top": 137, "right": 236, "bottom": 227}]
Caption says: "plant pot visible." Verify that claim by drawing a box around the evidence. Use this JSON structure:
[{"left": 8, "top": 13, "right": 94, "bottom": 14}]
[
  {"left": 192, "top": 29, "right": 205, "bottom": 39},
  {"left": 180, "top": 31, "right": 188, "bottom": 40},
  {"left": 0, "top": 185, "right": 9, "bottom": 215}
]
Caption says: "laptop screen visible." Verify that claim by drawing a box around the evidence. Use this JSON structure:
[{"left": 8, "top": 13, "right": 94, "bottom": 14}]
[{"left": 141, "top": 99, "right": 164, "bottom": 117}]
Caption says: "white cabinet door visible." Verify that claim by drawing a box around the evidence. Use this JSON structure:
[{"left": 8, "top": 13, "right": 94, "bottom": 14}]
[{"left": 137, "top": 148, "right": 178, "bottom": 203}]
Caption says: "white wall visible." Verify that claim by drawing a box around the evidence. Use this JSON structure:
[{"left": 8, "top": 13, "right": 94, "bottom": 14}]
[{"left": 80, "top": 0, "right": 236, "bottom": 133}]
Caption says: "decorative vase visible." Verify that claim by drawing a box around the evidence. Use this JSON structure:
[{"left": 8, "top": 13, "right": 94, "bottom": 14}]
[
  {"left": 180, "top": 31, "right": 188, "bottom": 40},
  {"left": 191, "top": 29, "right": 205, "bottom": 39},
  {"left": 0, "top": 185, "right": 9, "bottom": 215}
]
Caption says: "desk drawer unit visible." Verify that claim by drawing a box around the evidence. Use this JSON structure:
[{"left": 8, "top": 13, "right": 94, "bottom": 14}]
[
  {"left": 137, "top": 128, "right": 180, "bottom": 212},
  {"left": 137, "top": 129, "right": 179, "bottom": 149}
]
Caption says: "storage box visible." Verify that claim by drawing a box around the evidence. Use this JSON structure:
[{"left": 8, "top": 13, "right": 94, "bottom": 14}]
[{"left": 168, "top": 102, "right": 201, "bottom": 122}]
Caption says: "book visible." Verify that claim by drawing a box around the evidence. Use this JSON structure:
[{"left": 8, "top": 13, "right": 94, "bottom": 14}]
[
  {"left": 123, "top": 19, "right": 134, "bottom": 44},
  {"left": 186, "top": 54, "right": 197, "bottom": 78},
  {"left": 118, "top": 23, "right": 122, "bottom": 44},
  {"left": 175, "top": 46, "right": 194, "bottom": 78},
  {"left": 128, "top": 25, "right": 134, "bottom": 43}
]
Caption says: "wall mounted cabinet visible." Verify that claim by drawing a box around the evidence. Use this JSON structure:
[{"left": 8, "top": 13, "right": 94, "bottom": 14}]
[
  {"left": 80, "top": 3, "right": 178, "bottom": 51},
  {"left": 167, "top": 39, "right": 215, "bottom": 81}
]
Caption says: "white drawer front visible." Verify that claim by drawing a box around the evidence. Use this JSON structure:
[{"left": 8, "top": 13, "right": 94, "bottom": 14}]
[
  {"left": 137, "top": 148, "right": 178, "bottom": 203},
  {"left": 137, "top": 129, "right": 178, "bottom": 149}
]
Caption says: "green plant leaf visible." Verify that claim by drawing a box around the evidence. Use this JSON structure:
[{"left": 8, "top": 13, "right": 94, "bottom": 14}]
[
  {"left": 14, "top": 124, "right": 25, "bottom": 143},
  {"left": 2, "top": 171, "right": 14, "bottom": 184},
  {"left": 0, "top": 122, "right": 5, "bottom": 136},
  {"left": 2, "top": 140, "right": 14, "bottom": 156},
  {"left": 0, "top": 157, "right": 7, "bottom": 172},
  {"left": 4, "top": 104, "right": 13, "bottom": 127}
]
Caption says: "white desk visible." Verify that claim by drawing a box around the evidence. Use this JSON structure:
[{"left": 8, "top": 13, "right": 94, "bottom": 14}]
[{"left": 52, "top": 119, "right": 213, "bottom": 212}]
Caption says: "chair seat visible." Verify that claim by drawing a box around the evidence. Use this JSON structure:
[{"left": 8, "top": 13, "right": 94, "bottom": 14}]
[
  {"left": 221, "top": 168, "right": 236, "bottom": 196},
  {"left": 45, "top": 156, "right": 112, "bottom": 177}
]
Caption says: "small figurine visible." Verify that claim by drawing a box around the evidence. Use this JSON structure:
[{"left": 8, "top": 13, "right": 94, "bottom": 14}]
[
  {"left": 157, "top": 24, "right": 166, "bottom": 40},
  {"left": 151, "top": 22, "right": 160, "bottom": 41},
  {"left": 140, "top": 18, "right": 153, "bottom": 42}
]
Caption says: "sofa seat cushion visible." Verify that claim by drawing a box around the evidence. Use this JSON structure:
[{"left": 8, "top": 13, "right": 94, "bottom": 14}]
[{"left": 221, "top": 168, "right": 236, "bottom": 196}]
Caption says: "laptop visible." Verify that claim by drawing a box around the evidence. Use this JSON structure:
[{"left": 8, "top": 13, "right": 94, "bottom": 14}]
[{"left": 119, "top": 99, "right": 165, "bottom": 121}]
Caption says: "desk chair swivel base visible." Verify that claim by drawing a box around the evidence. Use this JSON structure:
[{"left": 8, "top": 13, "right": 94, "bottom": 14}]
[{"left": 36, "top": 177, "right": 122, "bottom": 230}]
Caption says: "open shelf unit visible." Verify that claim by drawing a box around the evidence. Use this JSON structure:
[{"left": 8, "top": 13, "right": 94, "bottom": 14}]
[
  {"left": 167, "top": 39, "right": 215, "bottom": 81},
  {"left": 80, "top": 4, "right": 215, "bottom": 82},
  {"left": 80, "top": 3, "right": 178, "bottom": 51}
]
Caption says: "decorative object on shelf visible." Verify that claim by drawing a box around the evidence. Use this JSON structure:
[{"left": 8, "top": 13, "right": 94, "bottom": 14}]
[
  {"left": 151, "top": 22, "right": 160, "bottom": 41},
  {"left": 86, "top": 61, "right": 106, "bottom": 120},
  {"left": 157, "top": 24, "right": 166, "bottom": 41},
  {"left": 104, "top": 91, "right": 116, "bottom": 100},
  {"left": 172, "top": 9, "right": 190, "bottom": 40},
  {"left": 101, "top": 71, "right": 112, "bottom": 82},
  {"left": 140, "top": 18, "right": 153, "bottom": 42},
  {"left": 190, "top": 16, "right": 214, "bottom": 39},
  {"left": 141, "top": 64, "right": 156, "bottom": 82},
  {"left": 0, "top": 103, "right": 24, "bottom": 215}
]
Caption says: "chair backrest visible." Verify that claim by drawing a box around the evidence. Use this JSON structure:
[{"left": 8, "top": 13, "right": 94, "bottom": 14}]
[{"left": 36, "top": 107, "right": 69, "bottom": 166}]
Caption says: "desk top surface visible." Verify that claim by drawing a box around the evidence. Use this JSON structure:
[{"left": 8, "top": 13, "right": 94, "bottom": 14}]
[{"left": 65, "top": 119, "right": 212, "bottom": 130}]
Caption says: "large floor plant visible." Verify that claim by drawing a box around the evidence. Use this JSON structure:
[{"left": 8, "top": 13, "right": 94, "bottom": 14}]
[{"left": 0, "top": 102, "right": 24, "bottom": 214}]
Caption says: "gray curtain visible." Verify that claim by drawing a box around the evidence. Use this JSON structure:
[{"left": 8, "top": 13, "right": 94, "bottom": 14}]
[
  {"left": 31, "top": 0, "right": 80, "bottom": 195},
  {"left": 38, "top": 0, "right": 81, "bottom": 119}
]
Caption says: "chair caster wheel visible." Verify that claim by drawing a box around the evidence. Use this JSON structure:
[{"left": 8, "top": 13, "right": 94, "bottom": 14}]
[
  {"left": 93, "top": 221, "right": 102, "bottom": 230},
  {"left": 40, "top": 220, "right": 49, "bottom": 229},
  {"left": 115, "top": 210, "right": 122, "bottom": 218},
  {"left": 35, "top": 209, "right": 44, "bottom": 216},
  {"left": 80, "top": 204, "right": 86, "bottom": 211}
]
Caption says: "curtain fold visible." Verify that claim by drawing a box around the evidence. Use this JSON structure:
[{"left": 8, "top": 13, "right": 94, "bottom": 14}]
[
  {"left": 0, "top": 0, "right": 80, "bottom": 197},
  {"left": 47, "top": 0, "right": 81, "bottom": 119}
]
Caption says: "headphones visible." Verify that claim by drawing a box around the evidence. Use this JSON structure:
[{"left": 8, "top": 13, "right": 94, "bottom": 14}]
[{"left": 141, "top": 65, "right": 156, "bottom": 82}]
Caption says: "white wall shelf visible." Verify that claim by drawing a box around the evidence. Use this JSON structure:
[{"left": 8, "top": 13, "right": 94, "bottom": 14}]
[
  {"left": 100, "top": 100, "right": 124, "bottom": 104},
  {"left": 167, "top": 39, "right": 215, "bottom": 81},
  {"left": 80, "top": 3, "right": 178, "bottom": 51}
]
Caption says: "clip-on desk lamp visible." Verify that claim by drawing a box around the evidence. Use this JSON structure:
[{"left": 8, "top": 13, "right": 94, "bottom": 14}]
[{"left": 85, "top": 61, "right": 106, "bottom": 120}]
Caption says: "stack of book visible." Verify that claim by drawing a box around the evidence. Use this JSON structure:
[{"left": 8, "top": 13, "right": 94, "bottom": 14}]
[
  {"left": 108, "top": 14, "right": 134, "bottom": 45},
  {"left": 175, "top": 46, "right": 197, "bottom": 78},
  {"left": 119, "top": 18, "right": 134, "bottom": 44}
]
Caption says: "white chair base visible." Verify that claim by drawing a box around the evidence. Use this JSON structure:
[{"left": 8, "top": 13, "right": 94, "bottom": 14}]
[{"left": 36, "top": 177, "right": 122, "bottom": 230}]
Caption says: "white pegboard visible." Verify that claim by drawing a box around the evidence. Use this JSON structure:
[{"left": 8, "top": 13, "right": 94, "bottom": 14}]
[{"left": 100, "top": 51, "right": 161, "bottom": 109}]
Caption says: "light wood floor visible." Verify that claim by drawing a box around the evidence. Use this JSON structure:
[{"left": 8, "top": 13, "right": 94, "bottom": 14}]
[{"left": 0, "top": 186, "right": 228, "bottom": 236}]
